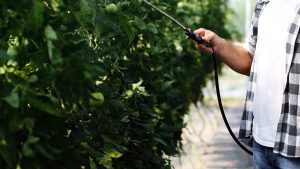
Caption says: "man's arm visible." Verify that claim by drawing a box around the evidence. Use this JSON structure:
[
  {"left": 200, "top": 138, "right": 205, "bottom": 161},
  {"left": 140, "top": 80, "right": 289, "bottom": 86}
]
[{"left": 192, "top": 28, "right": 253, "bottom": 76}]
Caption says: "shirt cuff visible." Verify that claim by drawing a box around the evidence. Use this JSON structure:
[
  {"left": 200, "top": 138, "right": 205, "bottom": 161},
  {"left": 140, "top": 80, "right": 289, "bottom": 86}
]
[{"left": 243, "top": 42, "right": 256, "bottom": 58}]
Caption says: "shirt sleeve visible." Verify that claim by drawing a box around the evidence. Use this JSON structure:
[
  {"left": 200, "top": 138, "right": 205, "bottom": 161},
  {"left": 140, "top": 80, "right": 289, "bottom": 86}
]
[
  {"left": 244, "top": 26, "right": 257, "bottom": 59},
  {"left": 243, "top": 1, "right": 262, "bottom": 58}
]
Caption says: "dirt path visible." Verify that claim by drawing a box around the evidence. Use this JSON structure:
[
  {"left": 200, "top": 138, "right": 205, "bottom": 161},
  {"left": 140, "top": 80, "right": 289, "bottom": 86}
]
[
  {"left": 200, "top": 106, "right": 252, "bottom": 169},
  {"left": 171, "top": 105, "right": 252, "bottom": 169},
  {"left": 171, "top": 67, "right": 252, "bottom": 169}
]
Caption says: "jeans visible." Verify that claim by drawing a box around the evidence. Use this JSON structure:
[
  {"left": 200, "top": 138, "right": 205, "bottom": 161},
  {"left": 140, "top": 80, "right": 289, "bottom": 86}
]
[{"left": 253, "top": 139, "right": 300, "bottom": 169}]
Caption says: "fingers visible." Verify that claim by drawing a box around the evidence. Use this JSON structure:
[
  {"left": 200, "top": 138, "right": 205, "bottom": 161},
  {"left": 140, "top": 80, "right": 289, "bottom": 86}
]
[
  {"left": 186, "top": 27, "right": 215, "bottom": 54},
  {"left": 194, "top": 28, "right": 215, "bottom": 42},
  {"left": 193, "top": 28, "right": 210, "bottom": 45},
  {"left": 195, "top": 42, "right": 213, "bottom": 54},
  {"left": 194, "top": 28, "right": 206, "bottom": 37},
  {"left": 186, "top": 28, "right": 206, "bottom": 39}
]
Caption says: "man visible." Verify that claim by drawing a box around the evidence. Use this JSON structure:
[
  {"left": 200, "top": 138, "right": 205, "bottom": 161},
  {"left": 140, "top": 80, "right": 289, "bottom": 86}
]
[{"left": 190, "top": 0, "right": 300, "bottom": 168}]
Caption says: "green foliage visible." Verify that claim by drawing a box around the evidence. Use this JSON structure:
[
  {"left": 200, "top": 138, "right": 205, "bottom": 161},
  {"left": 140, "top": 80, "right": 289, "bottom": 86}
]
[{"left": 0, "top": 0, "right": 230, "bottom": 168}]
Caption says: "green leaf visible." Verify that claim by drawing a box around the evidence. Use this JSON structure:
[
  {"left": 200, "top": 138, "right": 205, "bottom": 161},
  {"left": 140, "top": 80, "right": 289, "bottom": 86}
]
[
  {"left": 23, "top": 118, "right": 35, "bottom": 133},
  {"left": 90, "top": 92, "right": 104, "bottom": 101},
  {"left": 27, "top": 97, "right": 63, "bottom": 117},
  {"left": 3, "top": 92, "right": 19, "bottom": 108},
  {"left": 99, "top": 156, "right": 112, "bottom": 169},
  {"left": 80, "top": 142, "right": 102, "bottom": 157},
  {"left": 6, "top": 47, "right": 18, "bottom": 57},
  {"left": 122, "top": 21, "right": 135, "bottom": 42},
  {"left": 147, "top": 23, "right": 158, "bottom": 34},
  {"left": 50, "top": 0, "right": 64, "bottom": 12},
  {"left": 35, "top": 144, "right": 55, "bottom": 159},
  {"left": 77, "top": 0, "right": 95, "bottom": 24},
  {"left": 28, "top": 75, "right": 38, "bottom": 83},
  {"left": 22, "top": 136, "right": 40, "bottom": 157},
  {"left": 0, "top": 140, "right": 19, "bottom": 169},
  {"left": 47, "top": 40, "right": 63, "bottom": 65},
  {"left": 89, "top": 157, "right": 97, "bottom": 169},
  {"left": 134, "top": 17, "right": 146, "bottom": 30},
  {"left": 44, "top": 25, "right": 58, "bottom": 41},
  {"left": 153, "top": 137, "right": 167, "bottom": 146},
  {"left": 0, "top": 49, "right": 12, "bottom": 61},
  {"left": 89, "top": 92, "right": 105, "bottom": 107},
  {"left": 27, "top": 0, "right": 44, "bottom": 31},
  {"left": 124, "top": 90, "right": 133, "bottom": 99},
  {"left": 162, "top": 80, "right": 175, "bottom": 90},
  {"left": 104, "top": 149, "right": 123, "bottom": 158},
  {"left": 132, "top": 79, "right": 143, "bottom": 90},
  {"left": 27, "top": 136, "right": 40, "bottom": 144}
]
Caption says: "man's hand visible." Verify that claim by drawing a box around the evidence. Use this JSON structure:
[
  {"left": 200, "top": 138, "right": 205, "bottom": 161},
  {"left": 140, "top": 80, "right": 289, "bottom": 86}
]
[
  {"left": 187, "top": 28, "right": 217, "bottom": 54},
  {"left": 186, "top": 27, "right": 252, "bottom": 75}
]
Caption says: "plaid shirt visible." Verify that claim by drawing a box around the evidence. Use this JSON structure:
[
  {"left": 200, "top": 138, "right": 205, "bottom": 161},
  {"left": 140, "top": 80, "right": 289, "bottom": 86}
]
[{"left": 239, "top": 0, "right": 300, "bottom": 157}]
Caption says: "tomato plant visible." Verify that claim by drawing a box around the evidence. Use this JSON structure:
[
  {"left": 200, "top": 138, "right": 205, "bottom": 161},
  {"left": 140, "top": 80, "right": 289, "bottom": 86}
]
[{"left": 0, "top": 0, "right": 230, "bottom": 168}]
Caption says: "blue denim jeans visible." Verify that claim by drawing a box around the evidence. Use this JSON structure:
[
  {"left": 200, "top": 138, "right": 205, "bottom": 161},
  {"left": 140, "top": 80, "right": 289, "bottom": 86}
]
[{"left": 253, "top": 139, "right": 300, "bottom": 169}]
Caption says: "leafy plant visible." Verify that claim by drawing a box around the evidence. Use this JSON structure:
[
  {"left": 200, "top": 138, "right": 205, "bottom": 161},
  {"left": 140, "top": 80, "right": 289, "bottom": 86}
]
[{"left": 0, "top": 0, "right": 230, "bottom": 168}]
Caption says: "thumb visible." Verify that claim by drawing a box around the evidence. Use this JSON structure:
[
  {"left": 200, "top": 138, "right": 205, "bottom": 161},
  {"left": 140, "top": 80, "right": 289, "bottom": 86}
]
[
  {"left": 194, "top": 28, "right": 206, "bottom": 37},
  {"left": 202, "top": 30, "right": 216, "bottom": 43}
]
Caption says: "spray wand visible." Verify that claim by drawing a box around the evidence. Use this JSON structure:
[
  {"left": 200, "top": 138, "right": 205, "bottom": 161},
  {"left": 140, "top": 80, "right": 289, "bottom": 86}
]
[
  {"left": 142, "top": 0, "right": 211, "bottom": 47},
  {"left": 142, "top": 0, "right": 253, "bottom": 156}
]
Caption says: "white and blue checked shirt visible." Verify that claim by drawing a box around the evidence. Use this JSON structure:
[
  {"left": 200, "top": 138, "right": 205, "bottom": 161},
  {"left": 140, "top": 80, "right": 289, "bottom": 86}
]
[{"left": 239, "top": 0, "right": 300, "bottom": 157}]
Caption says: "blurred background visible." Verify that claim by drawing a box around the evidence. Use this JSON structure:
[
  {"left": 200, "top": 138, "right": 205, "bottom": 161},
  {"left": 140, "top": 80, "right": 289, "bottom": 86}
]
[{"left": 172, "top": 0, "right": 256, "bottom": 168}]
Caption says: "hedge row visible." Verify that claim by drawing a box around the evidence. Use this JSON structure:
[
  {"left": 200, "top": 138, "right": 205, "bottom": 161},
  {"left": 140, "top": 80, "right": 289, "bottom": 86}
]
[{"left": 0, "top": 0, "right": 230, "bottom": 168}]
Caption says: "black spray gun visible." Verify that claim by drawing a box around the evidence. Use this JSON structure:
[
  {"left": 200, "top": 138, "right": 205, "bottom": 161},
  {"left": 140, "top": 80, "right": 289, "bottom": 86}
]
[{"left": 142, "top": 0, "right": 253, "bottom": 156}]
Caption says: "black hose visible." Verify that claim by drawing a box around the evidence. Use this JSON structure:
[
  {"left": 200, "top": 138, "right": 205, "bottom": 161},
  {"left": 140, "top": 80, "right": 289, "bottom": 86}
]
[{"left": 211, "top": 50, "right": 253, "bottom": 156}]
